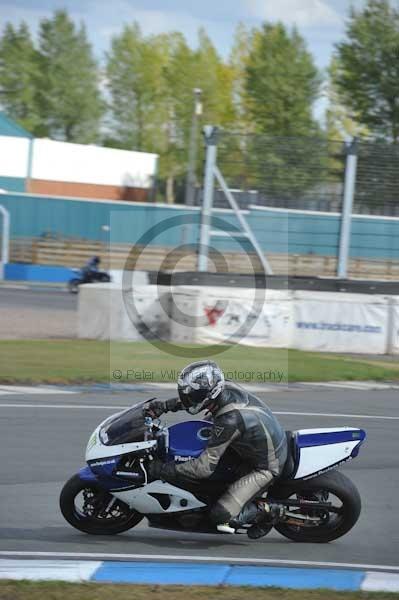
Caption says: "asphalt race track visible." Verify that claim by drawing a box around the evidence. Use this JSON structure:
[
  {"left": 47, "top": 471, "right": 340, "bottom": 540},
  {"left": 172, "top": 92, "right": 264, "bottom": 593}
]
[
  {"left": 0, "top": 287, "right": 77, "bottom": 312},
  {"left": 1, "top": 387, "right": 398, "bottom": 568}
]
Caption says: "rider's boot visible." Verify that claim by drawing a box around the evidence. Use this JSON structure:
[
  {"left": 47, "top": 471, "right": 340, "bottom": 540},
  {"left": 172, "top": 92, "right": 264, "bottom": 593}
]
[
  {"left": 247, "top": 503, "right": 283, "bottom": 539},
  {"left": 216, "top": 522, "right": 236, "bottom": 534}
]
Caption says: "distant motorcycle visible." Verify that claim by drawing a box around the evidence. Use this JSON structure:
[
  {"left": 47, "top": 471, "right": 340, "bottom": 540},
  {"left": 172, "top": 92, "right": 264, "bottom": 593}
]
[
  {"left": 60, "top": 398, "right": 366, "bottom": 543},
  {"left": 67, "top": 268, "right": 111, "bottom": 294}
]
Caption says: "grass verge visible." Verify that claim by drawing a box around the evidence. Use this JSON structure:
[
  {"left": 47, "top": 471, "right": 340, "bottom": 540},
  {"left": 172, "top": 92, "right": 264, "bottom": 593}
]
[
  {"left": 0, "top": 340, "right": 398, "bottom": 385},
  {"left": 0, "top": 581, "right": 397, "bottom": 600}
]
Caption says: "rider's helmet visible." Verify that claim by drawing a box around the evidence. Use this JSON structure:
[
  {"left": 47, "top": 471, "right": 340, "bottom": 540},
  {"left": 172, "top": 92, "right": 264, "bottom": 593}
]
[
  {"left": 177, "top": 360, "right": 225, "bottom": 415},
  {"left": 93, "top": 256, "right": 100, "bottom": 266}
]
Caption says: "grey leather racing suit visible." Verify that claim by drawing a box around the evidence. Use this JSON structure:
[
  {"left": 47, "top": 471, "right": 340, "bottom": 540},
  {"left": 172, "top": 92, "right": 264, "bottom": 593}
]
[{"left": 156, "top": 382, "right": 288, "bottom": 523}]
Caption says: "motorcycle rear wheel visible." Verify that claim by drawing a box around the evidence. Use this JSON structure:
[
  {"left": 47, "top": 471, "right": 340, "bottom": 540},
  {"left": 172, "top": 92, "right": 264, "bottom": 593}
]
[
  {"left": 68, "top": 279, "right": 80, "bottom": 294},
  {"left": 60, "top": 474, "right": 143, "bottom": 535},
  {"left": 273, "top": 471, "right": 361, "bottom": 543}
]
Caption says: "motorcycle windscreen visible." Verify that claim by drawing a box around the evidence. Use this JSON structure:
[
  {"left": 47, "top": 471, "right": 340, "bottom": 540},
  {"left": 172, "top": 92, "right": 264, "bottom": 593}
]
[{"left": 99, "top": 404, "right": 146, "bottom": 446}]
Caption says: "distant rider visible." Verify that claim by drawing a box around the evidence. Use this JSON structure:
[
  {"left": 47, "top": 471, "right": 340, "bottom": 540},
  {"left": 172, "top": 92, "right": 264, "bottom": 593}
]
[
  {"left": 145, "top": 360, "right": 288, "bottom": 538},
  {"left": 82, "top": 256, "right": 100, "bottom": 281}
]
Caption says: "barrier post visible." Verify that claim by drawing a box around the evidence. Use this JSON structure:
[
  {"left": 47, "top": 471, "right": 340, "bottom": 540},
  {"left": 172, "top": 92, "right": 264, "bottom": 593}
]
[
  {"left": 0, "top": 205, "right": 10, "bottom": 281},
  {"left": 198, "top": 126, "right": 218, "bottom": 272},
  {"left": 338, "top": 138, "right": 358, "bottom": 278}
]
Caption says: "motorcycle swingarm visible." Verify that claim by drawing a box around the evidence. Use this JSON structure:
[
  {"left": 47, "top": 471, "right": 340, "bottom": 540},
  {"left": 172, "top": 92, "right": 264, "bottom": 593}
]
[{"left": 270, "top": 498, "right": 333, "bottom": 510}]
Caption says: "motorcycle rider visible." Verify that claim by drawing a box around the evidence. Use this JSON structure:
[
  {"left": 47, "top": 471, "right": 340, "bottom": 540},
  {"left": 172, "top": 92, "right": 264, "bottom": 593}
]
[
  {"left": 81, "top": 256, "right": 101, "bottom": 283},
  {"left": 145, "top": 360, "right": 288, "bottom": 538}
]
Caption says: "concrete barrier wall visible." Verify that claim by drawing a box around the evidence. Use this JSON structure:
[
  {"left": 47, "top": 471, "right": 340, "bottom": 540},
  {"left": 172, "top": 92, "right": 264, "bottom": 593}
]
[{"left": 79, "top": 284, "right": 399, "bottom": 355}]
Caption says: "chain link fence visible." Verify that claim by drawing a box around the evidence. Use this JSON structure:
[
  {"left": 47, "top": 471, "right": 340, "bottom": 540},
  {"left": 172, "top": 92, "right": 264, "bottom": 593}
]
[
  {"left": 355, "top": 140, "right": 399, "bottom": 216},
  {"left": 195, "top": 130, "right": 399, "bottom": 279},
  {"left": 214, "top": 132, "right": 345, "bottom": 213}
]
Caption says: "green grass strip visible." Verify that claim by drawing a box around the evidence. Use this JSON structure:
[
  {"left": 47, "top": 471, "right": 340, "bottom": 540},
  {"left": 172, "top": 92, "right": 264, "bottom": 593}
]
[
  {"left": 0, "top": 340, "right": 398, "bottom": 385},
  {"left": 0, "top": 581, "right": 398, "bottom": 600}
]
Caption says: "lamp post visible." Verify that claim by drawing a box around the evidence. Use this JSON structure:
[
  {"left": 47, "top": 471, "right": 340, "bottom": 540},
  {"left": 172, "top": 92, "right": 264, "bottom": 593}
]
[{"left": 184, "top": 88, "right": 203, "bottom": 207}]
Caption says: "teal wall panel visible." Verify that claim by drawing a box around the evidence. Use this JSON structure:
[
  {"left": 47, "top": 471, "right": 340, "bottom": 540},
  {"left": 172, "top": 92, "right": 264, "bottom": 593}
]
[
  {"left": 0, "top": 192, "right": 398, "bottom": 261},
  {"left": 0, "top": 176, "right": 26, "bottom": 192}
]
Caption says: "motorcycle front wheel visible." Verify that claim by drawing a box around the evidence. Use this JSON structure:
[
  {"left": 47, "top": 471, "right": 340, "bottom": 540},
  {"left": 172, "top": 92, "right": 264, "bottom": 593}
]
[
  {"left": 60, "top": 474, "right": 143, "bottom": 535},
  {"left": 272, "top": 470, "right": 361, "bottom": 543}
]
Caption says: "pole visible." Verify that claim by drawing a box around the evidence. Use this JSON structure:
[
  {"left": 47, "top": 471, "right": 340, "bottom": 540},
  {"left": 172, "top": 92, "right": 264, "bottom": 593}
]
[
  {"left": 185, "top": 88, "right": 202, "bottom": 207},
  {"left": 198, "top": 126, "right": 218, "bottom": 272},
  {"left": 0, "top": 205, "right": 10, "bottom": 281},
  {"left": 337, "top": 138, "right": 358, "bottom": 279},
  {"left": 214, "top": 167, "right": 273, "bottom": 275}
]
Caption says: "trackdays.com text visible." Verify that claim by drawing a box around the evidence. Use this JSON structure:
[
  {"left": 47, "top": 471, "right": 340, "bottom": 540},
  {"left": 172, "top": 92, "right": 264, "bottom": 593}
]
[{"left": 296, "top": 321, "right": 382, "bottom": 333}]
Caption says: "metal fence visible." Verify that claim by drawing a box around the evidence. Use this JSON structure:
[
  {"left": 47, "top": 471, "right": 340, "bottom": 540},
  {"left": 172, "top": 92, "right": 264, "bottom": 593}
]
[
  {"left": 196, "top": 129, "right": 399, "bottom": 279},
  {"left": 355, "top": 140, "right": 399, "bottom": 216}
]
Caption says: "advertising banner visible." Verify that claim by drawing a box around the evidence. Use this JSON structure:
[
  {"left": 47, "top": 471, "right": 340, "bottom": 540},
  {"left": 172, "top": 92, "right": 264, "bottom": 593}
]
[
  {"left": 391, "top": 297, "right": 399, "bottom": 354},
  {"left": 170, "top": 286, "right": 293, "bottom": 348},
  {"left": 293, "top": 291, "right": 389, "bottom": 354}
]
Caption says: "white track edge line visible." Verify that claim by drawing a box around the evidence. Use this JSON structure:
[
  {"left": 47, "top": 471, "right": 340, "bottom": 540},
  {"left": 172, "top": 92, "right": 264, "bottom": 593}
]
[
  {"left": 0, "top": 551, "right": 398, "bottom": 573},
  {"left": 0, "top": 403, "right": 397, "bottom": 420}
]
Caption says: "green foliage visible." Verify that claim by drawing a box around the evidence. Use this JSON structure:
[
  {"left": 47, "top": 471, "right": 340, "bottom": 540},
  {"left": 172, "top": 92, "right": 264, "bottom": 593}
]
[
  {"left": 106, "top": 25, "right": 236, "bottom": 200},
  {"left": 326, "top": 57, "right": 370, "bottom": 142},
  {"left": 37, "top": 10, "right": 103, "bottom": 142},
  {"left": 0, "top": 10, "right": 328, "bottom": 203},
  {"left": 245, "top": 23, "right": 321, "bottom": 137},
  {"left": 231, "top": 24, "right": 324, "bottom": 197},
  {"left": 0, "top": 22, "right": 41, "bottom": 134},
  {"left": 334, "top": 0, "right": 399, "bottom": 142},
  {"left": 106, "top": 23, "right": 168, "bottom": 151}
]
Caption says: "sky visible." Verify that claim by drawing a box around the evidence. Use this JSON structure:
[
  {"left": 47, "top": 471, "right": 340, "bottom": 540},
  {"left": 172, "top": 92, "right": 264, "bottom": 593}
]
[
  {"left": 0, "top": 0, "right": 367, "bottom": 121},
  {"left": 0, "top": 0, "right": 366, "bottom": 68}
]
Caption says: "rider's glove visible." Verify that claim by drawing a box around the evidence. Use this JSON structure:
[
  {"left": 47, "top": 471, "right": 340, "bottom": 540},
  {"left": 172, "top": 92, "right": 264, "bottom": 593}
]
[
  {"left": 147, "top": 459, "right": 177, "bottom": 482},
  {"left": 144, "top": 398, "right": 181, "bottom": 419},
  {"left": 144, "top": 400, "right": 166, "bottom": 419},
  {"left": 147, "top": 459, "right": 162, "bottom": 481}
]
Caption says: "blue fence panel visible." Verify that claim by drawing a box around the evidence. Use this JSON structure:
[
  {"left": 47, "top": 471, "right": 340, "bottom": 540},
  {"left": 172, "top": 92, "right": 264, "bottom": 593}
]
[
  {"left": 0, "top": 176, "right": 26, "bottom": 192},
  {"left": 1, "top": 192, "right": 398, "bottom": 261}
]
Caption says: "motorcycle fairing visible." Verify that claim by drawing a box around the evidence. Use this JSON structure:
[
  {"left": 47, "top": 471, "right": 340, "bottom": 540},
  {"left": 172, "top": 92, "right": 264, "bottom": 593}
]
[
  {"left": 85, "top": 421, "right": 157, "bottom": 461},
  {"left": 292, "top": 427, "right": 366, "bottom": 480},
  {"left": 167, "top": 420, "right": 212, "bottom": 462},
  {"left": 111, "top": 480, "right": 207, "bottom": 513}
]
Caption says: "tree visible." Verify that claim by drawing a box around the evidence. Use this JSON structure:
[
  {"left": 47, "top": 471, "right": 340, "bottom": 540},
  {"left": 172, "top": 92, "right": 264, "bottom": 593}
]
[
  {"left": 0, "top": 22, "right": 41, "bottom": 134},
  {"left": 229, "top": 22, "right": 253, "bottom": 133},
  {"left": 161, "top": 29, "right": 236, "bottom": 201},
  {"left": 239, "top": 24, "right": 323, "bottom": 200},
  {"left": 106, "top": 23, "right": 169, "bottom": 151},
  {"left": 245, "top": 23, "right": 320, "bottom": 137},
  {"left": 37, "top": 10, "right": 103, "bottom": 142},
  {"left": 326, "top": 57, "right": 369, "bottom": 141},
  {"left": 194, "top": 28, "right": 235, "bottom": 128},
  {"left": 334, "top": 0, "right": 399, "bottom": 142}
]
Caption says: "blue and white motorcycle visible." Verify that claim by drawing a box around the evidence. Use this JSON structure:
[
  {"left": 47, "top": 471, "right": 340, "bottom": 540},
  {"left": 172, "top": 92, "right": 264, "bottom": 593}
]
[{"left": 60, "top": 399, "right": 366, "bottom": 543}]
